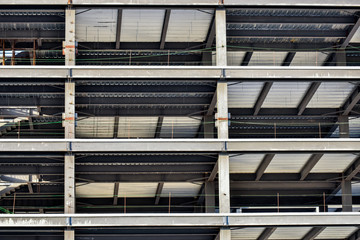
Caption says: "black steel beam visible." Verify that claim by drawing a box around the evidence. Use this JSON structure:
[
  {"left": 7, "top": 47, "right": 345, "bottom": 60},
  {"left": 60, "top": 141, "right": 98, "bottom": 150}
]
[
  {"left": 115, "top": 9, "right": 123, "bottom": 50},
  {"left": 300, "top": 154, "right": 323, "bottom": 181},
  {"left": 281, "top": 52, "right": 296, "bottom": 66},
  {"left": 154, "top": 116, "right": 164, "bottom": 138},
  {"left": 255, "top": 154, "right": 275, "bottom": 181},
  {"left": 341, "top": 85, "right": 360, "bottom": 115},
  {"left": 253, "top": 82, "right": 273, "bottom": 116},
  {"left": 202, "top": 14, "right": 215, "bottom": 65},
  {"left": 297, "top": 82, "right": 322, "bottom": 115},
  {"left": 344, "top": 156, "right": 360, "bottom": 181},
  {"left": 0, "top": 30, "right": 64, "bottom": 39},
  {"left": 302, "top": 227, "right": 326, "bottom": 240},
  {"left": 154, "top": 182, "right": 164, "bottom": 205},
  {"left": 113, "top": 182, "right": 119, "bottom": 205},
  {"left": 241, "top": 52, "right": 253, "bottom": 66},
  {"left": 257, "top": 227, "right": 276, "bottom": 240},
  {"left": 341, "top": 16, "right": 360, "bottom": 49},
  {"left": 160, "top": 9, "right": 171, "bottom": 50}
]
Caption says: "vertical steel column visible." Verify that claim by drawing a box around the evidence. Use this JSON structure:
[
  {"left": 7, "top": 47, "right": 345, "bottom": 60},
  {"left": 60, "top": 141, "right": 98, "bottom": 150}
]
[
  {"left": 338, "top": 116, "right": 349, "bottom": 138},
  {"left": 205, "top": 181, "right": 215, "bottom": 213},
  {"left": 64, "top": 154, "right": 75, "bottom": 214},
  {"left": 342, "top": 180, "right": 352, "bottom": 212},
  {"left": 215, "top": 8, "right": 228, "bottom": 139},
  {"left": 204, "top": 115, "right": 214, "bottom": 138},
  {"left": 65, "top": 9, "right": 76, "bottom": 66}
]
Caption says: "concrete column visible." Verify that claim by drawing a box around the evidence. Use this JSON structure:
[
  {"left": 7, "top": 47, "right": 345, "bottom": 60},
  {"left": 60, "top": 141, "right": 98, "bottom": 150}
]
[
  {"left": 64, "top": 230, "right": 74, "bottom": 240},
  {"left": 215, "top": 8, "right": 227, "bottom": 67},
  {"left": 205, "top": 181, "right": 215, "bottom": 213},
  {"left": 342, "top": 180, "right": 352, "bottom": 212},
  {"left": 64, "top": 82, "right": 75, "bottom": 139},
  {"left": 220, "top": 228, "right": 231, "bottom": 240},
  {"left": 64, "top": 154, "right": 75, "bottom": 214},
  {"left": 338, "top": 116, "right": 349, "bottom": 138},
  {"left": 215, "top": 9, "right": 228, "bottom": 139},
  {"left": 204, "top": 115, "right": 214, "bottom": 138},
  {"left": 65, "top": 9, "right": 76, "bottom": 66},
  {"left": 218, "top": 154, "right": 230, "bottom": 213}
]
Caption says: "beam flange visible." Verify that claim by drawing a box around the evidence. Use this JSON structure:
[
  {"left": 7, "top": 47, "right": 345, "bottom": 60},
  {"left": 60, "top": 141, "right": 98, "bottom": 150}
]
[
  {"left": 300, "top": 154, "right": 323, "bottom": 181},
  {"left": 253, "top": 82, "right": 273, "bottom": 115},
  {"left": 115, "top": 9, "right": 123, "bottom": 50},
  {"left": 257, "top": 227, "right": 276, "bottom": 240},
  {"left": 297, "top": 82, "right": 321, "bottom": 115},
  {"left": 160, "top": 9, "right": 171, "bottom": 50},
  {"left": 255, "top": 154, "right": 275, "bottom": 181},
  {"left": 154, "top": 182, "right": 164, "bottom": 205},
  {"left": 302, "top": 227, "right": 325, "bottom": 240}
]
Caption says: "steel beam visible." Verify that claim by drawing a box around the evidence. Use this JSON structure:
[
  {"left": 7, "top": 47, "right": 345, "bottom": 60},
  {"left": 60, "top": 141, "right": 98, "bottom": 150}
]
[
  {"left": 1, "top": 213, "right": 360, "bottom": 227},
  {"left": 302, "top": 227, "right": 325, "bottom": 240},
  {"left": 160, "top": 9, "right": 171, "bottom": 50},
  {"left": 253, "top": 82, "right": 273, "bottom": 116},
  {"left": 342, "top": 85, "right": 360, "bottom": 115},
  {"left": 202, "top": 15, "right": 215, "bottom": 65},
  {"left": 154, "top": 117, "right": 164, "bottom": 138},
  {"left": 281, "top": 52, "right": 296, "bottom": 66},
  {"left": 241, "top": 52, "right": 253, "bottom": 66},
  {"left": 115, "top": 9, "right": 123, "bottom": 50},
  {"left": 255, "top": 154, "right": 275, "bottom": 181},
  {"left": 257, "top": 227, "right": 276, "bottom": 240},
  {"left": 297, "top": 82, "right": 321, "bottom": 115},
  {"left": 300, "top": 154, "right": 323, "bottom": 181},
  {"left": 344, "top": 156, "right": 360, "bottom": 181},
  {"left": 154, "top": 182, "right": 164, "bottom": 205},
  {"left": 113, "top": 182, "right": 119, "bottom": 205}
]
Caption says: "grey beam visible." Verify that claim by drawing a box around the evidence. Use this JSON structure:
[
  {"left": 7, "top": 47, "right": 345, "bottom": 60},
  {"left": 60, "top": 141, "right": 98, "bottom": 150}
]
[
  {"left": 154, "top": 182, "right": 164, "bottom": 205},
  {"left": 253, "top": 82, "right": 273, "bottom": 116},
  {"left": 342, "top": 85, "right": 360, "bottom": 115},
  {"left": 202, "top": 15, "right": 215, "bottom": 65},
  {"left": 113, "top": 182, "right": 119, "bottom": 205},
  {"left": 300, "top": 154, "right": 323, "bottom": 181},
  {"left": 113, "top": 116, "right": 119, "bottom": 138},
  {"left": 3, "top": 66, "right": 360, "bottom": 80},
  {"left": 2, "top": 139, "right": 360, "bottom": 152},
  {"left": 341, "top": 17, "right": 360, "bottom": 49},
  {"left": 257, "top": 227, "right": 276, "bottom": 240},
  {"left": 160, "top": 9, "right": 171, "bottom": 50},
  {"left": 241, "top": 52, "right": 253, "bottom": 66},
  {"left": 281, "top": 52, "right": 296, "bottom": 66},
  {"left": 297, "top": 82, "right": 321, "bottom": 115},
  {"left": 154, "top": 117, "right": 164, "bottom": 138},
  {"left": 302, "top": 227, "right": 325, "bottom": 240},
  {"left": 115, "top": 9, "right": 122, "bottom": 50},
  {"left": 255, "top": 154, "right": 275, "bottom": 181},
  {"left": 1, "top": 213, "right": 360, "bottom": 227},
  {"left": 347, "top": 228, "right": 360, "bottom": 240},
  {"left": 344, "top": 156, "right": 360, "bottom": 181},
  {"left": 208, "top": 161, "right": 218, "bottom": 182}
]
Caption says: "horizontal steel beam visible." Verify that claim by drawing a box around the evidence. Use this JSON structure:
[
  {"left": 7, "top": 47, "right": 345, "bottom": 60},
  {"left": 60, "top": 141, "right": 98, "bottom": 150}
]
[
  {"left": 1, "top": 67, "right": 360, "bottom": 80},
  {"left": 1, "top": 0, "right": 360, "bottom": 6},
  {"left": 0, "top": 213, "right": 360, "bottom": 227},
  {"left": 0, "top": 139, "right": 360, "bottom": 152}
]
